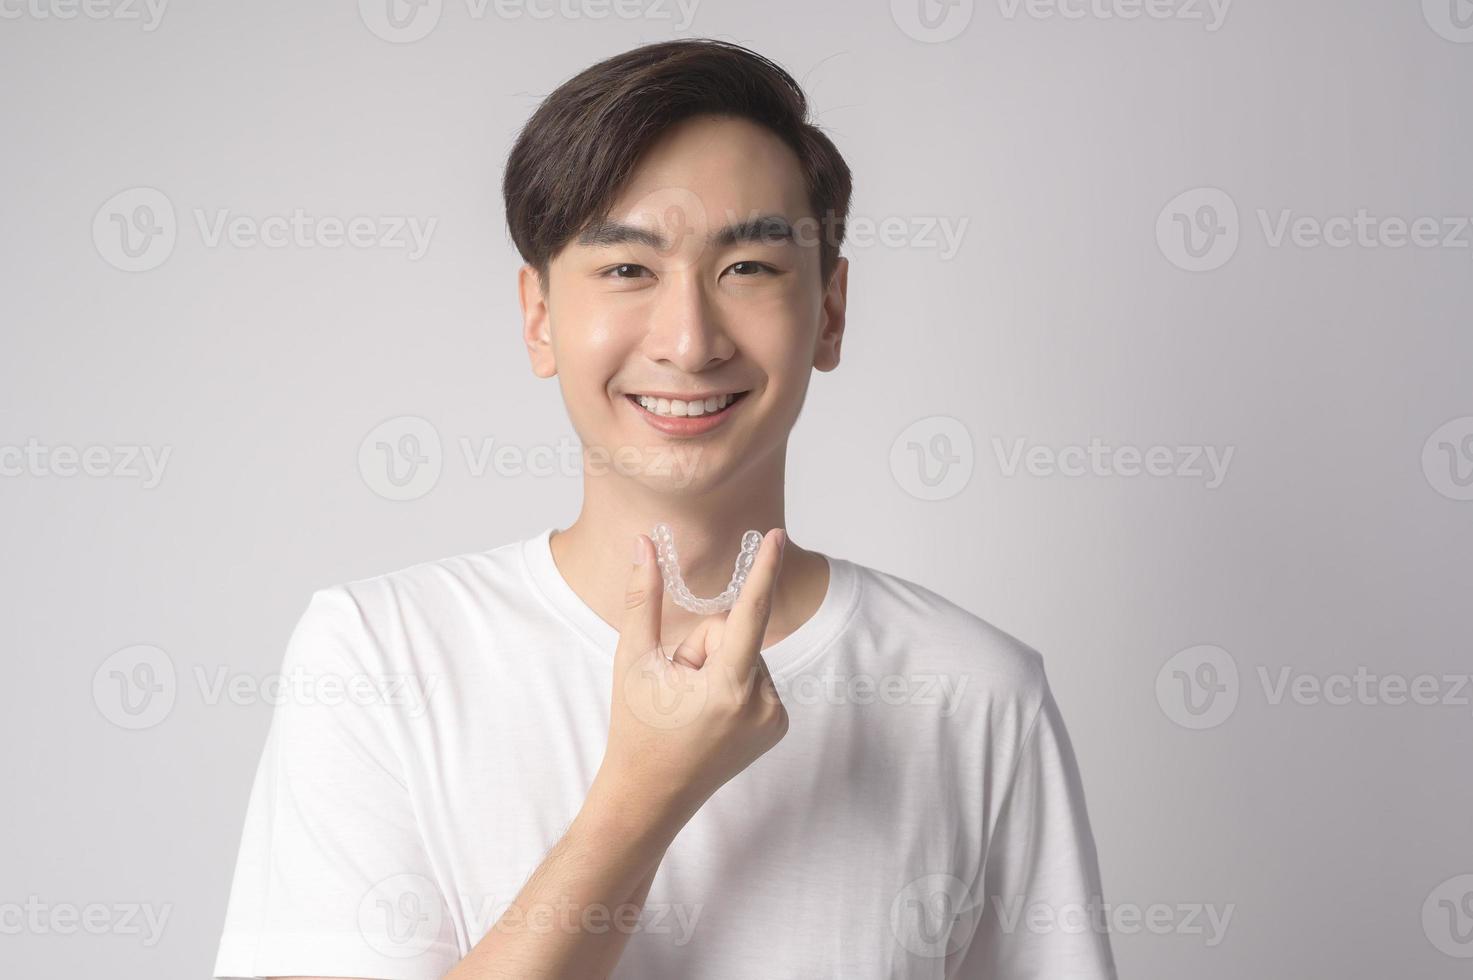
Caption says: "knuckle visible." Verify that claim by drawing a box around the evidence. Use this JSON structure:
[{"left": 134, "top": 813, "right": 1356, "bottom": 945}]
[{"left": 624, "top": 585, "right": 650, "bottom": 610}]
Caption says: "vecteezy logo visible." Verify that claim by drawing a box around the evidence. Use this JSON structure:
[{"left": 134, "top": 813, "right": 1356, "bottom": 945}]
[
  {"left": 889, "top": 416, "right": 974, "bottom": 501},
  {"left": 358, "top": 416, "right": 443, "bottom": 501},
  {"left": 358, "top": 873, "right": 444, "bottom": 958},
  {"left": 359, "top": 0, "right": 443, "bottom": 43},
  {"left": 93, "top": 645, "right": 177, "bottom": 730},
  {"left": 1155, "top": 644, "right": 1239, "bottom": 730},
  {"left": 1421, "top": 416, "right": 1473, "bottom": 502},
  {"left": 93, "top": 187, "right": 177, "bottom": 272},
  {"left": 1423, "top": 874, "right": 1473, "bottom": 958},
  {"left": 620, "top": 647, "right": 709, "bottom": 731},
  {"left": 1156, "top": 187, "right": 1240, "bottom": 272},
  {"left": 891, "top": 0, "right": 974, "bottom": 42},
  {"left": 622, "top": 184, "right": 709, "bottom": 266},
  {"left": 890, "top": 873, "right": 980, "bottom": 958},
  {"left": 1423, "top": 0, "right": 1473, "bottom": 43}
]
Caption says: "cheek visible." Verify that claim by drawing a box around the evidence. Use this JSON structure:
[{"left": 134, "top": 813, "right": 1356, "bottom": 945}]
[
  {"left": 579, "top": 305, "right": 631, "bottom": 349},
  {"left": 550, "top": 301, "right": 631, "bottom": 380},
  {"left": 731, "top": 293, "right": 814, "bottom": 367}
]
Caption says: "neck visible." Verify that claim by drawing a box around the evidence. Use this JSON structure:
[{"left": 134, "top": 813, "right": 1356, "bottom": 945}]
[{"left": 548, "top": 442, "right": 828, "bottom": 647}]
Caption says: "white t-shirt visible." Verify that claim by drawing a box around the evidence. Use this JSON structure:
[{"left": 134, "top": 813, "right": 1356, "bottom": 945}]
[{"left": 213, "top": 527, "right": 1116, "bottom": 979}]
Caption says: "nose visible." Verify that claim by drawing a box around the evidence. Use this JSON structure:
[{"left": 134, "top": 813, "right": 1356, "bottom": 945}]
[{"left": 639, "top": 270, "right": 735, "bottom": 373}]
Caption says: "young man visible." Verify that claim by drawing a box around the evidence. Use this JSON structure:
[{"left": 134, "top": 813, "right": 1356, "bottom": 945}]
[{"left": 213, "top": 39, "right": 1116, "bottom": 980}]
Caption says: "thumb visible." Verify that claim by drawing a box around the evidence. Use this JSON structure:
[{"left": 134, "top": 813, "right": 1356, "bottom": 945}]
[{"left": 615, "top": 532, "right": 665, "bottom": 668}]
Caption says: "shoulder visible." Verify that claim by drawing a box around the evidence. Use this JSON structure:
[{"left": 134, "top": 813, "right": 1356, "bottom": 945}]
[
  {"left": 843, "top": 557, "right": 1048, "bottom": 703},
  {"left": 286, "top": 538, "right": 533, "bottom": 663},
  {"left": 328, "top": 538, "right": 527, "bottom": 613}
]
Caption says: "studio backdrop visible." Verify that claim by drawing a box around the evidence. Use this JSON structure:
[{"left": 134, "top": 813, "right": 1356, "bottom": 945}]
[{"left": 2, "top": 1, "right": 1470, "bottom": 977}]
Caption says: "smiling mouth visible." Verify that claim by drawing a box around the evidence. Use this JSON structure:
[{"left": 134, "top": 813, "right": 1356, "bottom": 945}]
[{"left": 624, "top": 390, "right": 750, "bottom": 419}]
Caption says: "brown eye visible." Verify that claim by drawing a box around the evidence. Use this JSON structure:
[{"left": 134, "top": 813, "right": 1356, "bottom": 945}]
[
  {"left": 728, "top": 261, "right": 769, "bottom": 277},
  {"left": 608, "top": 264, "right": 650, "bottom": 279}
]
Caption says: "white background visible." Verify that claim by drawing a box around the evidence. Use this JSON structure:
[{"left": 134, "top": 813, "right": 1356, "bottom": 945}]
[{"left": 3, "top": 0, "right": 1471, "bottom": 976}]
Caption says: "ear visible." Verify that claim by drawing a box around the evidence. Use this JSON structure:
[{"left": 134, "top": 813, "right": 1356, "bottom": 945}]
[
  {"left": 519, "top": 264, "right": 556, "bottom": 379},
  {"left": 813, "top": 255, "right": 848, "bottom": 373}
]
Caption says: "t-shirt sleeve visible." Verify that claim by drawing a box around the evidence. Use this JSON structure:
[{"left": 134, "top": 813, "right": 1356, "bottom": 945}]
[
  {"left": 212, "top": 586, "right": 460, "bottom": 980},
  {"left": 953, "top": 667, "right": 1118, "bottom": 979}
]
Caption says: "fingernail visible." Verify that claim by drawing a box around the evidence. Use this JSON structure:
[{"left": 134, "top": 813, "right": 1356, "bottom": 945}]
[
  {"left": 633, "top": 534, "right": 647, "bottom": 565},
  {"left": 776, "top": 529, "right": 787, "bottom": 554}
]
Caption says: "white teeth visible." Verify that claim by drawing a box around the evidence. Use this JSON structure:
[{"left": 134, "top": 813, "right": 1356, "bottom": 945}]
[{"left": 635, "top": 393, "right": 737, "bottom": 418}]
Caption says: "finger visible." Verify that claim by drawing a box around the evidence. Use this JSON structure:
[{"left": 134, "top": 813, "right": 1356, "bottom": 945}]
[
  {"left": 712, "top": 527, "right": 785, "bottom": 678},
  {"left": 669, "top": 618, "right": 713, "bottom": 670},
  {"left": 615, "top": 533, "right": 664, "bottom": 669}
]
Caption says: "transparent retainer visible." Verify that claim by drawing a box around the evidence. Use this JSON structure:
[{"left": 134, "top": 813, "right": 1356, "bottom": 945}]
[{"left": 651, "top": 522, "right": 764, "bottom": 614}]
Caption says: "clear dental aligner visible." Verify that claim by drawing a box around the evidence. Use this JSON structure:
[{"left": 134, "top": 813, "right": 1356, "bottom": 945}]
[{"left": 651, "top": 522, "right": 764, "bottom": 615}]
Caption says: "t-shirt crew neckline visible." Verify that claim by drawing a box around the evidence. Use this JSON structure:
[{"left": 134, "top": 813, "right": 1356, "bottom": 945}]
[{"left": 521, "top": 526, "right": 860, "bottom": 679}]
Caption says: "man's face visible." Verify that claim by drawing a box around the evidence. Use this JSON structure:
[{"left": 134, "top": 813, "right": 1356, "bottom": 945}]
[{"left": 521, "top": 113, "right": 847, "bottom": 493}]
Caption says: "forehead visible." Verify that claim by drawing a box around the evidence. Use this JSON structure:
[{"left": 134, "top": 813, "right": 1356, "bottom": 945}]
[{"left": 604, "top": 114, "right": 812, "bottom": 226}]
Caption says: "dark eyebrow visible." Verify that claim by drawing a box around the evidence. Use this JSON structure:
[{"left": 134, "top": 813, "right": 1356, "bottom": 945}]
[
  {"left": 577, "top": 220, "right": 668, "bottom": 249},
  {"left": 713, "top": 214, "right": 795, "bottom": 248},
  {"left": 576, "top": 213, "right": 796, "bottom": 251}
]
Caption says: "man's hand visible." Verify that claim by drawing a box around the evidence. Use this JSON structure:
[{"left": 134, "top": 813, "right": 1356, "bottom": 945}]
[{"left": 593, "top": 527, "right": 790, "bottom": 832}]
